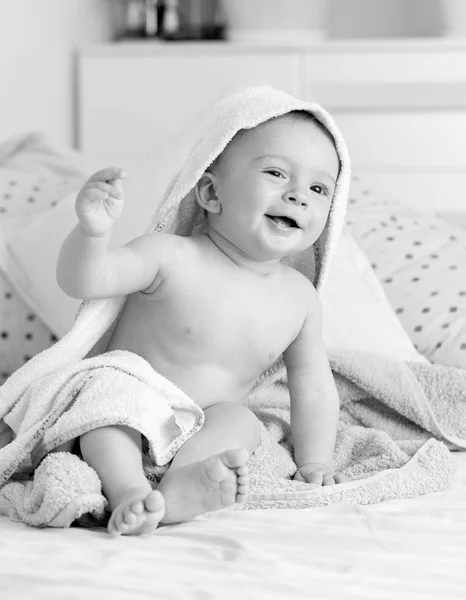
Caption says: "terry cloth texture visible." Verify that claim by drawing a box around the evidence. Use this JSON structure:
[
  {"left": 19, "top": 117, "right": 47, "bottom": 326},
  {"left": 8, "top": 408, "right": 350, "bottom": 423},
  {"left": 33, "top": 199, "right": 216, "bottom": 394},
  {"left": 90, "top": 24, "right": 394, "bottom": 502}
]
[
  {"left": 0, "top": 348, "right": 464, "bottom": 525},
  {"left": 0, "top": 351, "right": 204, "bottom": 527},
  {"left": 0, "top": 85, "right": 462, "bottom": 528},
  {"left": 238, "top": 348, "right": 465, "bottom": 510}
]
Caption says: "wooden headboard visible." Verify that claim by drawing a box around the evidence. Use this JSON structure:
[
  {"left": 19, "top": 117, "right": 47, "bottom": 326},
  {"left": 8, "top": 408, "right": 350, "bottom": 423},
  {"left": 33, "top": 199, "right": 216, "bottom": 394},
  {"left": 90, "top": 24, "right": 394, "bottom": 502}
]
[{"left": 79, "top": 38, "right": 466, "bottom": 213}]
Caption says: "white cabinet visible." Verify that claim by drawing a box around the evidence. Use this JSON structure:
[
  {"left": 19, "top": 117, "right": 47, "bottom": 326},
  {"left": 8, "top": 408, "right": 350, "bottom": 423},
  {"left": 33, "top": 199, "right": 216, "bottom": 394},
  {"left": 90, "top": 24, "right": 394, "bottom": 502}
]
[
  {"left": 79, "top": 39, "right": 466, "bottom": 210},
  {"left": 79, "top": 43, "right": 303, "bottom": 168}
]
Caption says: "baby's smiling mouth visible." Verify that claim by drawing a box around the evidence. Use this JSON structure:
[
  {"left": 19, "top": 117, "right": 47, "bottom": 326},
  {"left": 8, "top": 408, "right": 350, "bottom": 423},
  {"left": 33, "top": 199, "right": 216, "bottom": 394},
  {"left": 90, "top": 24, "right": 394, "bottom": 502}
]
[{"left": 266, "top": 215, "right": 300, "bottom": 229}]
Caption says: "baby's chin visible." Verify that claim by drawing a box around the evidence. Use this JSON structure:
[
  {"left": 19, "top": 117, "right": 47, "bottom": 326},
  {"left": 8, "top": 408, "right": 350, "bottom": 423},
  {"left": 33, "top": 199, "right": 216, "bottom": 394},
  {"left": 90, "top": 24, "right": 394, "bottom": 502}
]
[
  {"left": 254, "top": 237, "right": 313, "bottom": 263},
  {"left": 267, "top": 230, "right": 319, "bottom": 254}
]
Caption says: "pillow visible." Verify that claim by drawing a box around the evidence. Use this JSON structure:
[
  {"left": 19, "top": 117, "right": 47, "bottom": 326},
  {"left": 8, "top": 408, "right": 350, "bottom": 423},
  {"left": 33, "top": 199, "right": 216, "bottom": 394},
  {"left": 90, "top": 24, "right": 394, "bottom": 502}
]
[
  {"left": 0, "top": 119, "right": 200, "bottom": 337},
  {"left": 0, "top": 266, "right": 58, "bottom": 384},
  {"left": 347, "top": 175, "right": 466, "bottom": 369},
  {"left": 0, "top": 193, "right": 82, "bottom": 337},
  {"left": 0, "top": 132, "right": 87, "bottom": 380},
  {"left": 0, "top": 132, "right": 89, "bottom": 178},
  {"left": 321, "top": 230, "right": 426, "bottom": 363},
  {"left": 0, "top": 169, "right": 81, "bottom": 219}
]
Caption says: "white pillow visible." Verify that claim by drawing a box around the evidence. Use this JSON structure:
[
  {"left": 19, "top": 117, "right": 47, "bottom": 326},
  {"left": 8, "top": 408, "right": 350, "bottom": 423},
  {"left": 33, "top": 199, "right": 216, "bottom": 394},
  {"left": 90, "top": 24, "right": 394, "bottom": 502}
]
[
  {"left": 322, "top": 231, "right": 426, "bottom": 363},
  {"left": 347, "top": 176, "right": 466, "bottom": 369},
  {"left": 0, "top": 193, "right": 82, "bottom": 336},
  {"left": 0, "top": 133, "right": 90, "bottom": 378},
  {"left": 0, "top": 120, "right": 201, "bottom": 337}
]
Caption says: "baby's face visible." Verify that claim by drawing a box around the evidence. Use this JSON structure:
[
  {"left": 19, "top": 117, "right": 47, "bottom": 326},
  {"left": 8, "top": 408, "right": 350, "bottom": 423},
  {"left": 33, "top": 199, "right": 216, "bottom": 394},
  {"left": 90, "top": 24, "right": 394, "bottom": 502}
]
[{"left": 207, "top": 114, "right": 340, "bottom": 262}]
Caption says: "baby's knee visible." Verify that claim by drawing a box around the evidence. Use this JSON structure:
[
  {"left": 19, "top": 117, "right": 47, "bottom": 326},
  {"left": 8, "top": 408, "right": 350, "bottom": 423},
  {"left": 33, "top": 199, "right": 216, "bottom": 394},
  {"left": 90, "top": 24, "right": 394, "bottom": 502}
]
[{"left": 206, "top": 402, "right": 262, "bottom": 443}]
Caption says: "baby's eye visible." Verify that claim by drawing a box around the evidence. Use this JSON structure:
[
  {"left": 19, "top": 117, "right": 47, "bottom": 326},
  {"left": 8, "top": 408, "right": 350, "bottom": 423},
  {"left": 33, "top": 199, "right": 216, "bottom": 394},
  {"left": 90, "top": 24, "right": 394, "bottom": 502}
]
[
  {"left": 310, "top": 184, "right": 328, "bottom": 196},
  {"left": 265, "top": 169, "right": 284, "bottom": 178}
]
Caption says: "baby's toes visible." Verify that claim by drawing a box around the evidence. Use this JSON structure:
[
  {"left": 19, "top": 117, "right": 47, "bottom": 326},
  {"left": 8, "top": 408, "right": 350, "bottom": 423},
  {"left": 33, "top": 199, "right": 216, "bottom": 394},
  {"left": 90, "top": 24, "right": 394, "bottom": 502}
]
[
  {"left": 236, "top": 470, "right": 249, "bottom": 501},
  {"left": 137, "top": 491, "right": 165, "bottom": 534},
  {"left": 108, "top": 510, "right": 129, "bottom": 536},
  {"left": 144, "top": 490, "right": 165, "bottom": 515},
  {"left": 236, "top": 464, "right": 249, "bottom": 478},
  {"left": 119, "top": 500, "right": 144, "bottom": 529},
  {"left": 127, "top": 500, "right": 145, "bottom": 519}
]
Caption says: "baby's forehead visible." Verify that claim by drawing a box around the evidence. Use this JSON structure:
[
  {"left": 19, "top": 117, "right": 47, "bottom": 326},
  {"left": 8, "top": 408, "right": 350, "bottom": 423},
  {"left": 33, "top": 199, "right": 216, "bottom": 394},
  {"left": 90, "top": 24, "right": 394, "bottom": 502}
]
[
  {"left": 215, "top": 112, "right": 332, "bottom": 165},
  {"left": 242, "top": 112, "right": 322, "bottom": 142}
]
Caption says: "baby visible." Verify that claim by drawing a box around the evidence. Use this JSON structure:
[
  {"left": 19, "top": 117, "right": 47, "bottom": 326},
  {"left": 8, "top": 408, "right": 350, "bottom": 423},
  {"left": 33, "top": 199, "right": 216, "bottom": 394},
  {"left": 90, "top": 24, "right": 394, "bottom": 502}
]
[{"left": 57, "top": 109, "right": 347, "bottom": 536}]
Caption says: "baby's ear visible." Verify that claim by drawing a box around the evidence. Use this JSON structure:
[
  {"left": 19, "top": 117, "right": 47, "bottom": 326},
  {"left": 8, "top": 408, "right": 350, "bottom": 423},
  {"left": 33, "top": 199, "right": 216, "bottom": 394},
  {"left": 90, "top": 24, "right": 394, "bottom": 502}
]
[{"left": 195, "top": 172, "right": 222, "bottom": 214}]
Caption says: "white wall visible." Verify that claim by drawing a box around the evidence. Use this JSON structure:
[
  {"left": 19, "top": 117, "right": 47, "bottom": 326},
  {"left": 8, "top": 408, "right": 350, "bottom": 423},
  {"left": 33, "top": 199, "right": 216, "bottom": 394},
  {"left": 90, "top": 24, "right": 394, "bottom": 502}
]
[
  {"left": 0, "top": 0, "right": 449, "bottom": 151},
  {"left": 329, "top": 0, "right": 444, "bottom": 38},
  {"left": 0, "top": 0, "right": 124, "bottom": 148}
]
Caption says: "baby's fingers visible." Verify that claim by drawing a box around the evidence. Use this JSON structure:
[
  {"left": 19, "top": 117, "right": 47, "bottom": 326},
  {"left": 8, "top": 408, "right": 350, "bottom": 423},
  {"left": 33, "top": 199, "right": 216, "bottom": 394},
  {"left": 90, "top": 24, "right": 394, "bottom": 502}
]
[
  {"left": 334, "top": 473, "right": 350, "bottom": 484},
  {"left": 81, "top": 181, "right": 123, "bottom": 200},
  {"left": 293, "top": 470, "right": 305, "bottom": 483},
  {"left": 322, "top": 473, "right": 336, "bottom": 486},
  {"left": 307, "top": 472, "right": 324, "bottom": 486},
  {"left": 108, "top": 177, "right": 124, "bottom": 196},
  {"left": 88, "top": 166, "right": 127, "bottom": 184},
  {"left": 294, "top": 470, "right": 323, "bottom": 485}
]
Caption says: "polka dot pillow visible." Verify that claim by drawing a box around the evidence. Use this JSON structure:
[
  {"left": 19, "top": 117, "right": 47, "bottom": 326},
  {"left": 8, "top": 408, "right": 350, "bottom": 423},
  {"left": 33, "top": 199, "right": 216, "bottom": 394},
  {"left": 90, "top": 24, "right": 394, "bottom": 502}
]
[
  {"left": 0, "top": 139, "right": 85, "bottom": 383},
  {"left": 0, "top": 169, "right": 80, "bottom": 218},
  {"left": 346, "top": 176, "right": 466, "bottom": 369},
  {"left": 0, "top": 172, "right": 77, "bottom": 383},
  {"left": 0, "top": 275, "right": 59, "bottom": 384}
]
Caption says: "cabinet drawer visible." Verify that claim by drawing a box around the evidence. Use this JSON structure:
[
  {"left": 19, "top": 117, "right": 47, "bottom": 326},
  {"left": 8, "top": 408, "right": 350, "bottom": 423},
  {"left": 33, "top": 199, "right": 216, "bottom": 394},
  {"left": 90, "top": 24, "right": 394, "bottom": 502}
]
[
  {"left": 79, "top": 49, "right": 303, "bottom": 168},
  {"left": 335, "top": 111, "right": 466, "bottom": 211},
  {"left": 335, "top": 111, "right": 466, "bottom": 169}
]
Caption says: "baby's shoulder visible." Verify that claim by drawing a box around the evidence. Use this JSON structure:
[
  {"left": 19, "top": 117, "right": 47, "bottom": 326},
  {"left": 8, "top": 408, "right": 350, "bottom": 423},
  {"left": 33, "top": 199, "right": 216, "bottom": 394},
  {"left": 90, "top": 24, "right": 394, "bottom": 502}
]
[
  {"left": 281, "top": 264, "right": 317, "bottom": 297},
  {"left": 280, "top": 265, "right": 321, "bottom": 320},
  {"left": 127, "top": 232, "right": 194, "bottom": 285},
  {"left": 139, "top": 231, "right": 192, "bottom": 260}
]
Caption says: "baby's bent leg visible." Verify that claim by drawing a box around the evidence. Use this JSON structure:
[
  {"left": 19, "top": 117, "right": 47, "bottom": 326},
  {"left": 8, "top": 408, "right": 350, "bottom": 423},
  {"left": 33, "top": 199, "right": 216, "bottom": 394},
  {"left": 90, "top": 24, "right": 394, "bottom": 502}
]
[
  {"left": 80, "top": 425, "right": 164, "bottom": 535},
  {"left": 159, "top": 403, "right": 261, "bottom": 524},
  {"left": 171, "top": 402, "right": 262, "bottom": 468}
]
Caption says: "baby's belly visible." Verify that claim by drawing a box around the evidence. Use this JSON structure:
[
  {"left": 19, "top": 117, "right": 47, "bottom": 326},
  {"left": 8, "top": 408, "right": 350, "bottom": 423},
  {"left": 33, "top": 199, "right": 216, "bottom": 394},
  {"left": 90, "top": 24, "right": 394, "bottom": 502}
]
[
  {"left": 106, "top": 289, "right": 290, "bottom": 408},
  {"left": 112, "top": 343, "right": 254, "bottom": 408},
  {"left": 107, "top": 317, "right": 262, "bottom": 409},
  {"left": 147, "top": 362, "right": 253, "bottom": 409}
]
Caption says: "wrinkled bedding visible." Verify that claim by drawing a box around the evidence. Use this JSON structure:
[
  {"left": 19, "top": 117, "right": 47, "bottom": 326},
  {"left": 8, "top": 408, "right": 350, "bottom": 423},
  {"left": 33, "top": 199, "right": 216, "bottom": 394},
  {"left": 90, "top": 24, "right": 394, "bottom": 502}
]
[{"left": 1, "top": 452, "right": 465, "bottom": 600}]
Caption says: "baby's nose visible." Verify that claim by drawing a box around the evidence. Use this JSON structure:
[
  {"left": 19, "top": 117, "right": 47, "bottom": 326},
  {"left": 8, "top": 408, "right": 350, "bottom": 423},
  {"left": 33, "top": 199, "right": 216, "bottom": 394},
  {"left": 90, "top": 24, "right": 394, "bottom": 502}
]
[{"left": 284, "top": 190, "right": 308, "bottom": 207}]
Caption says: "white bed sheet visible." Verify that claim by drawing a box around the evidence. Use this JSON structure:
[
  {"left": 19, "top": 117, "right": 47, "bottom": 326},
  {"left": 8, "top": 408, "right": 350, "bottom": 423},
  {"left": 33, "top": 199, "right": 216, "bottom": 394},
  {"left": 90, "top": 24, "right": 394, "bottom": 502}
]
[{"left": 1, "top": 453, "right": 465, "bottom": 600}]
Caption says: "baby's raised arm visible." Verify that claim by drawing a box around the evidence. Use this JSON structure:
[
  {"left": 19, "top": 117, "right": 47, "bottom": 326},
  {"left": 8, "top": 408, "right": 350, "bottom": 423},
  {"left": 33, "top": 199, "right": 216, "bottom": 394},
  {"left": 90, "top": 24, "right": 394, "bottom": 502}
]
[{"left": 57, "top": 167, "right": 169, "bottom": 300}]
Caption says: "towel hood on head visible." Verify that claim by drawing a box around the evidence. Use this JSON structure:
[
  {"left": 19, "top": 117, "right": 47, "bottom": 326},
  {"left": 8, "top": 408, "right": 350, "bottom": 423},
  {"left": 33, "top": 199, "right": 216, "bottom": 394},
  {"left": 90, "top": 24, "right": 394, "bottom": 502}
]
[
  {"left": 0, "top": 86, "right": 351, "bottom": 403},
  {"left": 148, "top": 85, "right": 351, "bottom": 291}
]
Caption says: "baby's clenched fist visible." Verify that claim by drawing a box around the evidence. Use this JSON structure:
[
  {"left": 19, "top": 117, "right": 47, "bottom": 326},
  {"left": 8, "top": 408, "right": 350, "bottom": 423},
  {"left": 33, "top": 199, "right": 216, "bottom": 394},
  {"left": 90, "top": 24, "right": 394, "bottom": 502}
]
[{"left": 76, "top": 167, "right": 126, "bottom": 238}]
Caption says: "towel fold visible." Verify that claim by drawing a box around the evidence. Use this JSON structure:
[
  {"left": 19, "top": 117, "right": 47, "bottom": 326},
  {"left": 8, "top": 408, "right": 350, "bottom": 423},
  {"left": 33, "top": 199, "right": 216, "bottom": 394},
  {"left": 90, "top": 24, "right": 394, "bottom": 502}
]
[
  {"left": 0, "top": 350, "right": 205, "bottom": 526},
  {"left": 0, "top": 348, "right": 463, "bottom": 525},
  {"left": 236, "top": 347, "right": 464, "bottom": 509},
  {"left": 0, "top": 452, "right": 107, "bottom": 528},
  {"left": 0, "top": 350, "right": 204, "bottom": 485}
]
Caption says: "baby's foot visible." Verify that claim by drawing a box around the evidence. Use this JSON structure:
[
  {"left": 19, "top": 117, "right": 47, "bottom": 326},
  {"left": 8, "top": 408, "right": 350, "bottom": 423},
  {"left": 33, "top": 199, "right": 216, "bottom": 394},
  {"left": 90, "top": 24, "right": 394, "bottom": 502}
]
[
  {"left": 107, "top": 487, "right": 165, "bottom": 536},
  {"left": 158, "top": 448, "right": 249, "bottom": 524}
]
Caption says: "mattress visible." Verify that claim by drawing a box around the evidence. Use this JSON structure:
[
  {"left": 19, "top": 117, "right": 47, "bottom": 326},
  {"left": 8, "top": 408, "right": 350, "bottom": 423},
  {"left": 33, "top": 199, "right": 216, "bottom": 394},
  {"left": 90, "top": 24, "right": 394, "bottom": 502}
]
[{"left": 1, "top": 452, "right": 465, "bottom": 600}]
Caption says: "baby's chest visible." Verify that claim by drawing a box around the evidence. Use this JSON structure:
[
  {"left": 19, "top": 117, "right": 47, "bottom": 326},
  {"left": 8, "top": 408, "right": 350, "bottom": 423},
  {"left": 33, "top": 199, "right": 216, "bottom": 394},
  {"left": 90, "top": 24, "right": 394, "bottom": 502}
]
[{"left": 164, "top": 277, "right": 305, "bottom": 359}]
